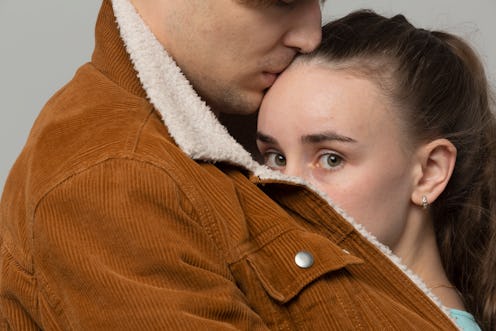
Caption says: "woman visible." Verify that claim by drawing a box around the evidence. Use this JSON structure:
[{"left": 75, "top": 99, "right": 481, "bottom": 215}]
[{"left": 257, "top": 10, "right": 495, "bottom": 330}]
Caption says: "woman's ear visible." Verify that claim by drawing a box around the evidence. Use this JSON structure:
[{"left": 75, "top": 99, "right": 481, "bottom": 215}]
[{"left": 411, "top": 139, "right": 457, "bottom": 207}]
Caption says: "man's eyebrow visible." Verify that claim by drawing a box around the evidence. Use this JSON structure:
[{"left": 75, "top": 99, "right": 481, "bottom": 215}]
[
  {"left": 256, "top": 132, "right": 278, "bottom": 144},
  {"left": 301, "top": 132, "right": 356, "bottom": 144}
]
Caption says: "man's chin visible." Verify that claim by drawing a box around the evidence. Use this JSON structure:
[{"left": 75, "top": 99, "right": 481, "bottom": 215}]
[
  {"left": 214, "top": 88, "right": 262, "bottom": 157},
  {"left": 213, "top": 91, "right": 262, "bottom": 116}
]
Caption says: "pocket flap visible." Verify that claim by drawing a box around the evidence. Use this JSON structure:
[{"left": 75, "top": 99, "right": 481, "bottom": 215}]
[{"left": 247, "top": 230, "right": 363, "bottom": 303}]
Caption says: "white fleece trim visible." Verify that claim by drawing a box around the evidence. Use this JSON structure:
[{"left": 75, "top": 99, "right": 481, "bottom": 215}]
[{"left": 111, "top": 0, "right": 457, "bottom": 326}]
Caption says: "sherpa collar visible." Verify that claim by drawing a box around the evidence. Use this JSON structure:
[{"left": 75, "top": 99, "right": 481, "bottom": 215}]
[{"left": 111, "top": 0, "right": 266, "bottom": 173}]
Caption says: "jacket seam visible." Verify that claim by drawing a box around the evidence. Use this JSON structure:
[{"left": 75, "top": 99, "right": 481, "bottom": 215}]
[{"left": 130, "top": 106, "right": 156, "bottom": 154}]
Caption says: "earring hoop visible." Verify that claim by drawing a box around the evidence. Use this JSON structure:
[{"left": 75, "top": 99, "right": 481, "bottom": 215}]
[{"left": 421, "top": 195, "right": 429, "bottom": 209}]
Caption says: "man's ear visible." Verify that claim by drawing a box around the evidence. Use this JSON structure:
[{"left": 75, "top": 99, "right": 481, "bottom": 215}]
[{"left": 411, "top": 139, "right": 457, "bottom": 207}]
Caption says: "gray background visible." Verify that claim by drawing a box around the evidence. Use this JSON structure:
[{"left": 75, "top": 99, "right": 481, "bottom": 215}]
[{"left": 1, "top": 1, "right": 495, "bottom": 192}]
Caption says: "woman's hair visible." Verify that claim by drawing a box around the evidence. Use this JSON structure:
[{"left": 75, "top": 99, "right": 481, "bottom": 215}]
[{"left": 301, "top": 10, "right": 496, "bottom": 330}]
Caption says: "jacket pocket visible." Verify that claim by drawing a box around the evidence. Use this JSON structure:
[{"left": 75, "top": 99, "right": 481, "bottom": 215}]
[{"left": 246, "top": 230, "right": 363, "bottom": 304}]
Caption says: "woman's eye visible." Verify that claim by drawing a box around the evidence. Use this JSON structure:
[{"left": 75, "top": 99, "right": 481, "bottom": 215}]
[
  {"left": 265, "top": 152, "right": 287, "bottom": 169},
  {"left": 318, "top": 153, "right": 344, "bottom": 169}
]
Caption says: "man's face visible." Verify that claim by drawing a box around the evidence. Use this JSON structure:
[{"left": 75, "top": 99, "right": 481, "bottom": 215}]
[{"left": 133, "top": 0, "right": 323, "bottom": 115}]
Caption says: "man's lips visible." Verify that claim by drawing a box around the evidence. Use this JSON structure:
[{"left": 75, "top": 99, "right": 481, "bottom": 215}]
[
  {"left": 262, "top": 71, "right": 280, "bottom": 87},
  {"left": 262, "top": 59, "right": 293, "bottom": 88}
]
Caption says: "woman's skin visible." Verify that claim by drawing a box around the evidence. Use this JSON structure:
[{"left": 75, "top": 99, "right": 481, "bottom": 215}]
[{"left": 257, "top": 62, "right": 464, "bottom": 309}]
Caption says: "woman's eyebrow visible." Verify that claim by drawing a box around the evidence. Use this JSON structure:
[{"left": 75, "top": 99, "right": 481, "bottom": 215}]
[
  {"left": 301, "top": 132, "right": 356, "bottom": 144},
  {"left": 256, "top": 132, "right": 278, "bottom": 144}
]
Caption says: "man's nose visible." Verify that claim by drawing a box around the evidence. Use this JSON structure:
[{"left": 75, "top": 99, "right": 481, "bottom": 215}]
[{"left": 282, "top": 0, "right": 322, "bottom": 54}]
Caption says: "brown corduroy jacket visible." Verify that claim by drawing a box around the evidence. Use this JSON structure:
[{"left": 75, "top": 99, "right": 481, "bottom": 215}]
[{"left": 0, "top": 1, "right": 459, "bottom": 330}]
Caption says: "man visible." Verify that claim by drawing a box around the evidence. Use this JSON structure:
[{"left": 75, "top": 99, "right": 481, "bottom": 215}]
[{"left": 0, "top": 0, "right": 458, "bottom": 330}]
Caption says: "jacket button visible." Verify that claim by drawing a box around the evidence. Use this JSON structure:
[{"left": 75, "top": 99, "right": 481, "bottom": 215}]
[{"left": 294, "top": 251, "right": 314, "bottom": 269}]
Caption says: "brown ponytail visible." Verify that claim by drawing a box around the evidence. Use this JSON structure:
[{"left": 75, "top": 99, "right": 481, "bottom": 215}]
[{"left": 430, "top": 31, "right": 496, "bottom": 331}]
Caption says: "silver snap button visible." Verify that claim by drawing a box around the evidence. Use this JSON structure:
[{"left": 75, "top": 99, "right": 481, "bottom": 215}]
[{"left": 294, "top": 251, "right": 314, "bottom": 269}]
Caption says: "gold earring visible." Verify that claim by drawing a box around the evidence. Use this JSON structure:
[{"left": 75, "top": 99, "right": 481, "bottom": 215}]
[{"left": 421, "top": 195, "right": 429, "bottom": 209}]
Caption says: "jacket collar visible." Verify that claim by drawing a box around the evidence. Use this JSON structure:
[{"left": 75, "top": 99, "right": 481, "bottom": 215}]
[
  {"left": 92, "top": 0, "right": 147, "bottom": 100},
  {"left": 91, "top": 0, "right": 306, "bottom": 187},
  {"left": 111, "top": 0, "right": 269, "bottom": 173}
]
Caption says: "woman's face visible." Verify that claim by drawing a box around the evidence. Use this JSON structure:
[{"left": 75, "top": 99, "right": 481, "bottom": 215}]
[{"left": 257, "top": 62, "right": 419, "bottom": 249}]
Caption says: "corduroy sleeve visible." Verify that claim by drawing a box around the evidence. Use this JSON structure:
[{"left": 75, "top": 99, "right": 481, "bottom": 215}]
[{"left": 25, "top": 158, "right": 268, "bottom": 330}]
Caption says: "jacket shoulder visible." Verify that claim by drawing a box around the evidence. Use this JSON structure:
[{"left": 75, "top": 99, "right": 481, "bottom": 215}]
[{"left": 9, "top": 63, "right": 179, "bottom": 202}]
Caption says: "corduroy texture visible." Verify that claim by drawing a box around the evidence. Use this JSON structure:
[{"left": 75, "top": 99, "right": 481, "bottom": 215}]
[{"left": 0, "top": 1, "right": 459, "bottom": 330}]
